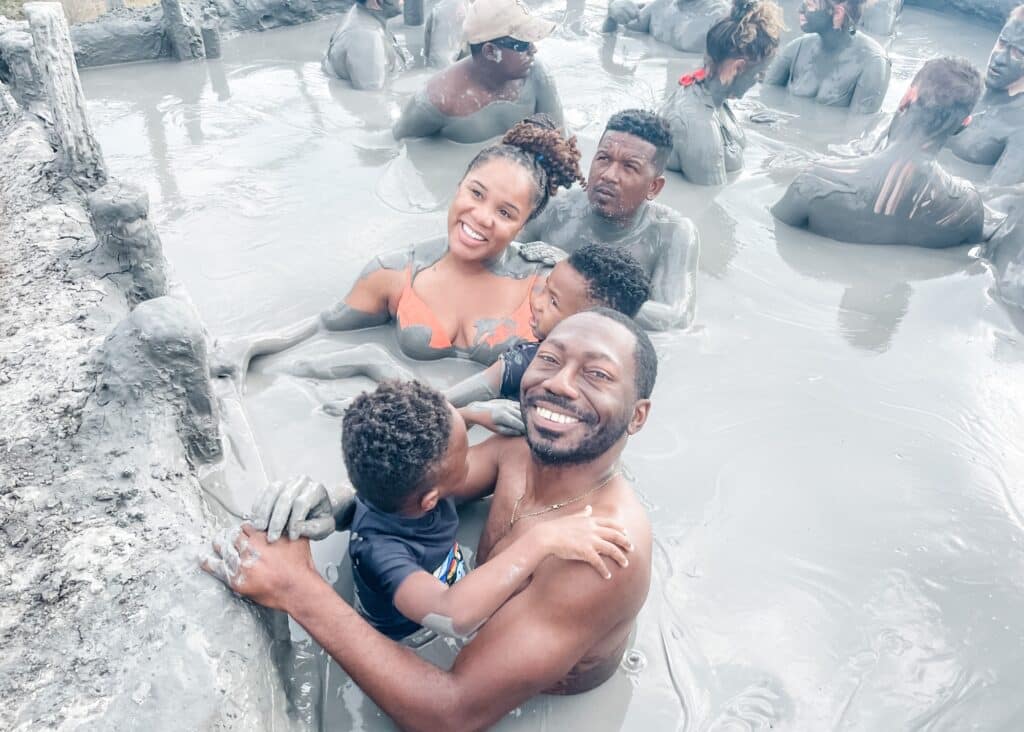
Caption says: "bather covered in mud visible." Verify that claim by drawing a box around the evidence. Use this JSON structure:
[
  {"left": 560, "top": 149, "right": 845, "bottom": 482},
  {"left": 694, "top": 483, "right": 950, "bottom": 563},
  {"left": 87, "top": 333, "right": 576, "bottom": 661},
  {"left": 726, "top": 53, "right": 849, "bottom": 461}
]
[
  {"left": 424, "top": 0, "right": 469, "bottom": 67},
  {"left": 859, "top": 0, "right": 902, "bottom": 37},
  {"left": 204, "top": 309, "right": 658, "bottom": 730},
  {"left": 519, "top": 109, "right": 700, "bottom": 330},
  {"left": 659, "top": 0, "right": 784, "bottom": 186},
  {"left": 392, "top": 0, "right": 564, "bottom": 143},
  {"left": 771, "top": 56, "right": 985, "bottom": 248},
  {"left": 215, "top": 115, "right": 584, "bottom": 383},
  {"left": 949, "top": 5, "right": 1024, "bottom": 187},
  {"left": 602, "top": 0, "right": 731, "bottom": 53},
  {"left": 322, "top": 0, "right": 406, "bottom": 90},
  {"left": 764, "top": 0, "right": 890, "bottom": 114}
]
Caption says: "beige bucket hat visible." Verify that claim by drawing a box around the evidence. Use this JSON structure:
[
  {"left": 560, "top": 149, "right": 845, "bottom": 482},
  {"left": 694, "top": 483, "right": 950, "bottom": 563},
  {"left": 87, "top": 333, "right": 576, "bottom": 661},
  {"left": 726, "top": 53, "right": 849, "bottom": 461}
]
[{"left": 463, "top": 0, "right": 557, "bottom": 45}]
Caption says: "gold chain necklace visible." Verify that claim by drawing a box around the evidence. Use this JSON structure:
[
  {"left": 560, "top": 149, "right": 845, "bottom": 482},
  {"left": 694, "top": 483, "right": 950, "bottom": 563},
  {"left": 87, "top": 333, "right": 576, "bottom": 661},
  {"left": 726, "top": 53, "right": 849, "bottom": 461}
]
[{"left": 509, "top": 468, "right": 621, "bottom": 529}]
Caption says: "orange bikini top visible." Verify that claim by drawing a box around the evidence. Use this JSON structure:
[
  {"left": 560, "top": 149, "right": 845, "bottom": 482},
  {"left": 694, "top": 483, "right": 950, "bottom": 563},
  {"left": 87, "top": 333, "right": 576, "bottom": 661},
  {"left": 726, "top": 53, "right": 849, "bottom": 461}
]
[{"left": 395, "top": 265, "right": 539, "bottom": 351}]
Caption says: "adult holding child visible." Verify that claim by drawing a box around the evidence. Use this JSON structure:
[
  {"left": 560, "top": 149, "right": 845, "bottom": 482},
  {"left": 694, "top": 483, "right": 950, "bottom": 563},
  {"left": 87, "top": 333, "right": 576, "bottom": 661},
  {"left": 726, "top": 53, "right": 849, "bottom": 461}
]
[
  {"left": 204, "top": 309, "right": 659, "bottom": 730},
  {"left": 764, "top": 0, "right": 890, "bottom": 114},
  {"left": 215, "top": 115, "right": 584, "bottom": 383},
  {"left": 392, "top": 0, "right": 564, "bottom": 143},
  {"left": 659, "top": 0, "right": 784, "bottom": 185}
]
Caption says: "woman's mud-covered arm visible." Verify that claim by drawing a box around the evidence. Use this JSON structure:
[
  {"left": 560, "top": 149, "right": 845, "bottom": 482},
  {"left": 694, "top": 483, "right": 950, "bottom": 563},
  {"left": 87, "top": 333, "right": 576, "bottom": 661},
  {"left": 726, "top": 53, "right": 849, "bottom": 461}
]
[
  {"left": 603, "top": 0, "right": 653, "bottom": 34},
  {"left": 635, "top": 218, "right": 700, "bottom": 330}
]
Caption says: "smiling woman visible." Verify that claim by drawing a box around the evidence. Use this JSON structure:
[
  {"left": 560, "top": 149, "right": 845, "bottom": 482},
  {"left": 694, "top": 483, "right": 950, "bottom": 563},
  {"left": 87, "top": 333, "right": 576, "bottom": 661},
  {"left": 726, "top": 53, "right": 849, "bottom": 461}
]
[{"left": 216, "top": 114, "right": 584, "bottom": 381}]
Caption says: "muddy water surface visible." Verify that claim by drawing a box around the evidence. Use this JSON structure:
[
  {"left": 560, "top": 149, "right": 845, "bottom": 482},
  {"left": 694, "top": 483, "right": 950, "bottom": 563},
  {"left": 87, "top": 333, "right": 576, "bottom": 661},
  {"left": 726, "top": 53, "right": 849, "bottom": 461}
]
[{"left": 81, "top": 2, "right": 1024, "bottom": 729}]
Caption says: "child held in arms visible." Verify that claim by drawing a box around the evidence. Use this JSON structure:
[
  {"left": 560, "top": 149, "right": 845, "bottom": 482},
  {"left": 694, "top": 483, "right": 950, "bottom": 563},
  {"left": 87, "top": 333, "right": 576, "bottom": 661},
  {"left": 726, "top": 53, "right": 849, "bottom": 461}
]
[
  {"left": 340, "top": 380, "right": 633, "bottom": 640},
  {"left": 446, "top": 242, "right": 651, "bottom": 434}
]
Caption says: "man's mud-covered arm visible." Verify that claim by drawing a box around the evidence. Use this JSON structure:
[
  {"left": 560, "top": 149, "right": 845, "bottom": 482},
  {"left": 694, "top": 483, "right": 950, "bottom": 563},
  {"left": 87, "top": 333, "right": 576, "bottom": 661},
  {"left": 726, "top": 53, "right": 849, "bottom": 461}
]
[
  {"left": 284, "top": 527, "right": 640, "bottom": 732},
  {"left": 851, "top": 51, "right": 890, "bottom": 114},
  {"left": 532, "top": 62, "right": 565, "bottom": 128},
  {"left": 393, "top": 91, "right": 446, "bottom": 140},
  {"left": 346, "top": 32, "right": 390, "bottom": 91},
  {"left": 635, "top": 219, "right": 699, "bottom": 330},
  {"left": 603, "top": 0, "right": 653, "bottom": 33},
  {"left": 764, "top": 37, "right": 798, "bottom": 86},
  {"left": 989, "top": 132, "right": 1024, "bottom": 187},
  {"left": 771, "top": 173, "right": 812, "bottom": 227}
]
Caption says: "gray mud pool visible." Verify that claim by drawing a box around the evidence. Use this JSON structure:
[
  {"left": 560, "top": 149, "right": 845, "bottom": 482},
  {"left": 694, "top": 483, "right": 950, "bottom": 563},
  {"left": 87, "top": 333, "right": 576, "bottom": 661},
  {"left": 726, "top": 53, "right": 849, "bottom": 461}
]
[{"left": 81, "top": 2, "right": 1024, "bottom": 729}]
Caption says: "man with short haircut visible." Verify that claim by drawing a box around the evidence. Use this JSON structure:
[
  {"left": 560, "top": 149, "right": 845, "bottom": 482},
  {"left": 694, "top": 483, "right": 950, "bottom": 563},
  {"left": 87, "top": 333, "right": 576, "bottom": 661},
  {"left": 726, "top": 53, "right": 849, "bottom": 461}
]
[
  {"left": 950, "top": 4, "right": 1024, "bottom": 186},
  {"left": 203, "top": 309, "right": 657, "bottom": 731},
  {"left": 519, "top": 109, "right": 699, "bottom": 330},
  {"left": 323, "top": 0, "right": 406, "bottom": 90}
]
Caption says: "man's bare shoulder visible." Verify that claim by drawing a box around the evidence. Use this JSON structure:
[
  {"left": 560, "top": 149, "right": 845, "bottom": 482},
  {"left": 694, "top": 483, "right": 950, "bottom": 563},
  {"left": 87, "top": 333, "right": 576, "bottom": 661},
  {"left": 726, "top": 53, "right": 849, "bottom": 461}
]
[{"left": 426, "top": 61, "right": 469, "bottom": 111}]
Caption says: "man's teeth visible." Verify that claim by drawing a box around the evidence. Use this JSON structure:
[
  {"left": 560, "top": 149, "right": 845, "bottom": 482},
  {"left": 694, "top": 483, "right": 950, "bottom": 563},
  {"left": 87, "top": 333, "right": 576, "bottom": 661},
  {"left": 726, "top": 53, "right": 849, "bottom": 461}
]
[
  {"left": 461, "top": 222, "right": 485, "bottom": 241},
  {"left": 534, "top": 406, "right": 580, "bottom": 425}
]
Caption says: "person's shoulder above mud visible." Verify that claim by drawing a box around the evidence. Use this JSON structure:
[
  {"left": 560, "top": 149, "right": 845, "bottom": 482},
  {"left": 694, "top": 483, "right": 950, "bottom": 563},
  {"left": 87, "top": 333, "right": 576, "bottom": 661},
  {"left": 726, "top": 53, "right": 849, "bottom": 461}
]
[{"left": 851, "top": 29, "right": 888, "bottom": 62}]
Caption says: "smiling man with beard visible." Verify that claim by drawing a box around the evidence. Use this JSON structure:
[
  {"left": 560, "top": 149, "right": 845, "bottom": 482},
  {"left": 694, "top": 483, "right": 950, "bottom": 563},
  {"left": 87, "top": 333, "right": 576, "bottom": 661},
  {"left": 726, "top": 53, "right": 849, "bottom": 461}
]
[
  {"left": 203, "top": 309, "right": 657, "bottom": 731},
  {"left": 323, "top": 0, "right": 407, "bottom": 90},
  {"left": 518, "top": 109, "right": 700, "bottom": 330}
]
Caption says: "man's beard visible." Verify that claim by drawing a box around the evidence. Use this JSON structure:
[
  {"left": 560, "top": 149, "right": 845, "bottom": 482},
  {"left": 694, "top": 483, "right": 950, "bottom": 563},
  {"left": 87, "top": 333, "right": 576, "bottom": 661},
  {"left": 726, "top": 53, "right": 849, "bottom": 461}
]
[{"left": 521, "top": 393, "right": 631, "bottom": 465}]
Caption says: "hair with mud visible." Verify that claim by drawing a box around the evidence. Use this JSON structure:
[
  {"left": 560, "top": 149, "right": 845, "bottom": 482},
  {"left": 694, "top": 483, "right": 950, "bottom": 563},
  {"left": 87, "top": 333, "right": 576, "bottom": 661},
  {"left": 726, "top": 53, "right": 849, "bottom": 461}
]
[
  {"left": 603, "top": 109, "right": 673, "bottom": 172},
  {"left": 910, "top": 56, "right": 983, "bottom": 138},
  {"left": 585, "top": 307, "right": 658, "bottom": 400},
  {"left": 342, "top": 380, "right": 452, "bottom": 513},
  {"left": 568, "top": 244, "right": 651, "bottom": 318},
  {"left": 462, "top": 114, "right": 585, "bottom": 221},
  {"left": 815, "top": 0, "right": 867, "bottom": 25},
  {"left": 706, "top": 0, "right": 784, "bottom": 66}
]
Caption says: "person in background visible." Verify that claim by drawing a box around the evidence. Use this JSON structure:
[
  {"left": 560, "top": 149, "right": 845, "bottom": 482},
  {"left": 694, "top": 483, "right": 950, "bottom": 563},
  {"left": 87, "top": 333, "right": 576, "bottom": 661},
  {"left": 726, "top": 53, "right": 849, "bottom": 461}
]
[
  {"left": 772, "top": 57, "right": 984, "bottom": 248},
  {"left": 659, "top": 0, "right": 784, "bottom": 185},
  {"left": 393, "top": 0, "right": 564, "bottom": 143},
  {"left": 603, "top": 0, "right": 730, "bottom": 54},
  {"left": 323, "top": 0, "right": 406, "bottom": 90},
  {"left": 764, "top": 0, "right": 890, "bottom": 114}
]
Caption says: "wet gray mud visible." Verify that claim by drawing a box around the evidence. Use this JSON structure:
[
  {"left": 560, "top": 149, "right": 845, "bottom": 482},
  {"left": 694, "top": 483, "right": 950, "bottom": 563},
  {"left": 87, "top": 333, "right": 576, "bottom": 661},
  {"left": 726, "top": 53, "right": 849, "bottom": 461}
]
[{"left": 74, "top": 1, "right": 1024, "bottom": 730}]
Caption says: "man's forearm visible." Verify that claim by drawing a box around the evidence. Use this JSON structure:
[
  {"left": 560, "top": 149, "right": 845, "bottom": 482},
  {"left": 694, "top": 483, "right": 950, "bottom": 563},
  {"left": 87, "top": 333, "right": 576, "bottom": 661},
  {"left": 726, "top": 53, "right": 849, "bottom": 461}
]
[{"left": 286, "top": 574, "right": 463, "bottom": 732}]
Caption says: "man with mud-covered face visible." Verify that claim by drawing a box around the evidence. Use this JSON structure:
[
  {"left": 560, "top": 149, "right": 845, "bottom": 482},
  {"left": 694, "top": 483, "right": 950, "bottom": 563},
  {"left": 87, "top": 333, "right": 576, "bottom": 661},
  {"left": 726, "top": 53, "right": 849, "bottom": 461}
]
[
  {"left": 323, "top": 0, "right": 406, "bottom": 90},
  {"left": 203, "top": 310, "right": 657, "bottom": 731},
  {"left": 950, "top": 5, "right": 1024, "bottom": 187},
  {"left": 518, "top": 109, "right": 699, "bottom": 331}
]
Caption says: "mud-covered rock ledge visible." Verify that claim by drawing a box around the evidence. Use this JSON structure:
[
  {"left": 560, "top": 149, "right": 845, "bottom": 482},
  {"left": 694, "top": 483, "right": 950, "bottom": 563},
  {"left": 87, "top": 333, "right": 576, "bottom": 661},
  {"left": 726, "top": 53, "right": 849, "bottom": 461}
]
[{"left": 0, "top": 88, "right": 294, "bottom": 730}]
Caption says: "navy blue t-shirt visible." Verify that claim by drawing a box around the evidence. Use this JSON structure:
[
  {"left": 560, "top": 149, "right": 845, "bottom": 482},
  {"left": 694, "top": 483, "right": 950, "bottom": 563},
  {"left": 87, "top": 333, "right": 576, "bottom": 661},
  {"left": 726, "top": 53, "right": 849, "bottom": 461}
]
[
  {"left": 499, "top": 341, "right": 540, "bottom": 399},
  {"left": 349, "top": 496, "right": 467, "bottom": 640}
]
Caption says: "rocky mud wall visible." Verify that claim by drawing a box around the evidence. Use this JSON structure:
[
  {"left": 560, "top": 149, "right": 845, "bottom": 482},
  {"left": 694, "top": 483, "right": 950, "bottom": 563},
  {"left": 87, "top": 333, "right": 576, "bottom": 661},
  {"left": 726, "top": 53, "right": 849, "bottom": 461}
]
[
  {"left": 0, "top": 12, "right": 296, "bottom": 728},
  {"left": 909, "top": 0, "right": 1019, "bottom": 25}
]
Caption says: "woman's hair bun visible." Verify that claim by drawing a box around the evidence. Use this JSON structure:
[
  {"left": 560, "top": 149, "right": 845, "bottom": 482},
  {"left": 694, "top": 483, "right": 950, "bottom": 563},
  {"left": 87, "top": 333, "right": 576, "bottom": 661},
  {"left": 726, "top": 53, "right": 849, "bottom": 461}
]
[{"left": 502, "top": 114, "right": 586, "bottom": 197}]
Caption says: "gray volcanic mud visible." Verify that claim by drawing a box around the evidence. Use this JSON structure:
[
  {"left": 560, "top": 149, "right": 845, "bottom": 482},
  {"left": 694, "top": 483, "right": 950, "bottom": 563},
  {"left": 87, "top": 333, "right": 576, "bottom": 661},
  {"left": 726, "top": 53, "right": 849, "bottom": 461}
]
[
  {"left": 80, "top": 2, "right": 1024, "bottom": 729},
  {"left": 0, "top": 105, "right": 296, "bottom": 728}
]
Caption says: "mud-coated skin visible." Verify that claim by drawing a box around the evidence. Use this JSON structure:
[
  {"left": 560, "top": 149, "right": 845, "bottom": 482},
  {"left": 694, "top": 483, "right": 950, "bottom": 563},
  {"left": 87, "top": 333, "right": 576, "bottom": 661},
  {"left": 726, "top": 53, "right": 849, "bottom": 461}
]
[
  {"left": 660, "top": 80, "right": 746, "bottom": 185},
  {"left": 322, "top": 4, "right": 404, "bottom": 90},
  {"left": 519, "top": 187, "right": 700, "bottom": 329},
  {"left": 765, "top": 29, "right": 891, "bottom": 113},
  {"left": 859, "top": 0, "right": 903, "bottom": 37},
  {"left": 987, "top": 195, "right": 1024, "bottom": 311},
  {"left": 423, "top": 0, "right": 468, "bottom": 67},
  {"left": 771, "top": 148, "right": 985, "bottom": 248},
  {"left": 392, "top": 60, "right": 564, "bottom": 142},
  {"left": 603, "top": 0, "right": 731, "bottom": 53},
  {"left": 949, "top": 18, "right": 1024, "bottom": 186}
]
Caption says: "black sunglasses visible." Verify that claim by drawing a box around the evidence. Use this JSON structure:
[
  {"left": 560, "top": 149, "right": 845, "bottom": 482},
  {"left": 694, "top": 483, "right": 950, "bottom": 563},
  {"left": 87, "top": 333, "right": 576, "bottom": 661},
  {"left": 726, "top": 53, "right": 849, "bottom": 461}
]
[{"left": 490, "top": 37, "right": 533, "bottom": 53}]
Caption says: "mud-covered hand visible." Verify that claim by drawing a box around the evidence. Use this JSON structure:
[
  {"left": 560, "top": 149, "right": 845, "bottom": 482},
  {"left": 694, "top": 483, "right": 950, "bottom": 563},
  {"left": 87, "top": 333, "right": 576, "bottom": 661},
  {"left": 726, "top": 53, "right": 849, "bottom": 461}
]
[
  {"left": 201, "top": 524, "right": 318, "bottom": 612},
  {"left": 533, "top": 505, "right": 633, "bottom": 580},
  {"left": 251, "top": 475, "right": 357, "bottom": 542},
  {"left": 607, "top": 0, "right": 643, "bottom": 26},
  {"left": 516, "top": 241, "right": 568, "bottom": 267},
  {"left": 460, "top": 400, "right": 526, "bottom": 436}
]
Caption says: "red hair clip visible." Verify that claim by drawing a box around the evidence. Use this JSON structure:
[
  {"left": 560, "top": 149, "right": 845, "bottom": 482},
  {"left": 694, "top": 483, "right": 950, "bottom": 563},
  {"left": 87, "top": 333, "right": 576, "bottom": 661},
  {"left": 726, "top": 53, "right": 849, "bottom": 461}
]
[{"left": 678, "top": 68, "right": 707, "bottom": 87}]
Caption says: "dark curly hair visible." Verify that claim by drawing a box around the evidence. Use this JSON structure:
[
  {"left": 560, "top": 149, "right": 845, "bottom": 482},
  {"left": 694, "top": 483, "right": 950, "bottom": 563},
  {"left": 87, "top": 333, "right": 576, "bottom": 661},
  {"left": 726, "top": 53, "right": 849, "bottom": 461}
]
[
  {"left": 603, "top": 109, "right": 673, "bottom": 172},
  {"left": 568, "top": 244, "right": 651, "bottom": 318},
  {"left": 706, "top": 0, "right": 784, "bottom": 66},
  {"left": 463, "top": 114, "right": 585, "bottom": 221},
  {"left": 342, "top": 380, "right": 452, "bottom": 513}
]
